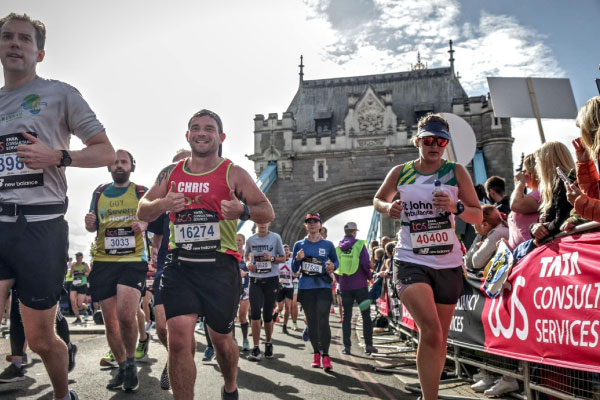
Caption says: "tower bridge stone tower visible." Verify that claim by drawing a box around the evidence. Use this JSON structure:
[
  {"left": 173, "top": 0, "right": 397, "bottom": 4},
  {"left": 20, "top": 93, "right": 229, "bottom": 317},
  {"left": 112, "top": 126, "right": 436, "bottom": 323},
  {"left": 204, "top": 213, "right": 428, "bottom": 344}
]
[{"left": 249, "top": 53, "right": 514, "bottom": 246}]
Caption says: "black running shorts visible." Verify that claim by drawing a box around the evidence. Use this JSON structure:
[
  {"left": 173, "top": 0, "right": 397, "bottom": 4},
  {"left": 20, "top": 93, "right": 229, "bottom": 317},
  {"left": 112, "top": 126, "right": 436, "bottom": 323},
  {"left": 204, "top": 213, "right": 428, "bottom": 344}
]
[
  {"left": 277, "top": 286, "right": 294, "bottom": 302},
  {"left": 88, "top": 261, "right": 148, "bottom": 302},
  {"left": 394, "top": 259, "right": 464, "bottom": 305},
  {"left": 161, "top": 251, "right": 241, "bottom": 334},
  {"left": 0, "top": 216, "right": 68, "bottom": 310},
  {"left": 70, "top": 284, "right": 88, "bottom": 295}
]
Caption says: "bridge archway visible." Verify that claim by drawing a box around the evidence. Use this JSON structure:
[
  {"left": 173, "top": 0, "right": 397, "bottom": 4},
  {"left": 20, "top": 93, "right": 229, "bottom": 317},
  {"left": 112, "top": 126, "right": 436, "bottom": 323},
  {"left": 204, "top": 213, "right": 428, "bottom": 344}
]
[{"left": 279, "top": 180, "right": 387, "bottom": 245}]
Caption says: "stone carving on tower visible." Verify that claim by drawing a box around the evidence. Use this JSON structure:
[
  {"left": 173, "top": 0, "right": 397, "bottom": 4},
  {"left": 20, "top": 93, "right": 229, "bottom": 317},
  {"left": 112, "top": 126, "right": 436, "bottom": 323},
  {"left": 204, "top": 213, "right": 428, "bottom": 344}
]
[{"left": 345, "top": 86, "right": 398, "bottom": 148}]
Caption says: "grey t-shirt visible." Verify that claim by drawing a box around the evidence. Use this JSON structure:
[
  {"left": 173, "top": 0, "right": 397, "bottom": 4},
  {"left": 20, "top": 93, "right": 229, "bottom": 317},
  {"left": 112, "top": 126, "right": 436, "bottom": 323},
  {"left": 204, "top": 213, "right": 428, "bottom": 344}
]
[
  {"left": 245, "top": 231, "right": 285, "bottom": 278},
  {"left": 0, "top": 77, "right": 104, "bottom": 221}
]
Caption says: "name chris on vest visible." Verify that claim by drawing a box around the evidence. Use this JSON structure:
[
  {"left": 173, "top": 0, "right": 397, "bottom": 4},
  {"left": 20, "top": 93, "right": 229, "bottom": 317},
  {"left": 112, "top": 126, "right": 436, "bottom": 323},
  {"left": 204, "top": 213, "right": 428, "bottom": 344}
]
[{"left": 177, "top": 182, "right": 210, "bottom": 193}]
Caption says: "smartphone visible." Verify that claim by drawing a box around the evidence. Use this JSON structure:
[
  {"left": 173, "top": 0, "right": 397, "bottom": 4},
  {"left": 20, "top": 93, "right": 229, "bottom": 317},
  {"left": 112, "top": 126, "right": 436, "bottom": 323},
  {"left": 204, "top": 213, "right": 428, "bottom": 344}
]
[{"left": 556, "top": 166, "right": 573, "bottom": 185}]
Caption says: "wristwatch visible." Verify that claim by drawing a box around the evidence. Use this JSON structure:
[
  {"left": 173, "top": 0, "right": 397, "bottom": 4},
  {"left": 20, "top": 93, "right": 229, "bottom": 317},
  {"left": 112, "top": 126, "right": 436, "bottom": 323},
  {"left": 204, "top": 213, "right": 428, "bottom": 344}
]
[
  {"left": 239, "top": 203, "right": 251, "bottom": 221},
  {"left": 59, "top": 150, "right": 72, "bottom": 167},
  {"left": 454, "top": 200, "right": 465, "bottom": 216}
]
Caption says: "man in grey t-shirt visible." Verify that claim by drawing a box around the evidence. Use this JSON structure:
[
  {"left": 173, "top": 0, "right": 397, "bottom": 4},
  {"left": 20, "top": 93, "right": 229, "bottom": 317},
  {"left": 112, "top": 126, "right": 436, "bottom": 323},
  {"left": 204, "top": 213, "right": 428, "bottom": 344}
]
[
  {"left": 244, "top": 222, "right": 285, "bottom": 361},
  {"left": 0, "top": 13, "right": 115, "bottom": 400}
]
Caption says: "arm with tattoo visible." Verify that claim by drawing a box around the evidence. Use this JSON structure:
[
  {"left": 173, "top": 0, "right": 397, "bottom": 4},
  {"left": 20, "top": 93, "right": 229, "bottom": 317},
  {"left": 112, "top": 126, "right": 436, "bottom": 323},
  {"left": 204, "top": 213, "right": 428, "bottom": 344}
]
[{"left": 137, "top": 164, "right": 177, "bottom": 222}]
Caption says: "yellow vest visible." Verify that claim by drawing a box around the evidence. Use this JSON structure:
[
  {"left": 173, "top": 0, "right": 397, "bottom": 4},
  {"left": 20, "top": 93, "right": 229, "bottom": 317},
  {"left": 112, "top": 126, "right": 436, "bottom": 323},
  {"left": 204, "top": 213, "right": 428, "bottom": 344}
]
[{"left": 94, "top": 183, "right": 146, "bottom": 262}]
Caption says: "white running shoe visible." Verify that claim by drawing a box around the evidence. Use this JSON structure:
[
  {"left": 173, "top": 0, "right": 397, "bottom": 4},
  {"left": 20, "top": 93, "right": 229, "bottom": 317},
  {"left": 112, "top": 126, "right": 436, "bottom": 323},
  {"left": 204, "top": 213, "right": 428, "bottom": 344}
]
[
  {"left": 471, "top": 374, "right": 496, "bottom": 392},
  {"left": 484, "top": 376, "right": 519, "bottom": 396}
]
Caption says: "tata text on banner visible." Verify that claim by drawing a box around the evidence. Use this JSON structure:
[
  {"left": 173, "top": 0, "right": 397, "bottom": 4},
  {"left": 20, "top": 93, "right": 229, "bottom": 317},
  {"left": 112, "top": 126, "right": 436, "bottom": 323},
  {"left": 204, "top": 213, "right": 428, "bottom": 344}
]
[
  {"left": 482, "top": 232, "right": 600, "bottom": 373},
  {"left": 487, "top": 77, "right": 577, "bottom": 119}
]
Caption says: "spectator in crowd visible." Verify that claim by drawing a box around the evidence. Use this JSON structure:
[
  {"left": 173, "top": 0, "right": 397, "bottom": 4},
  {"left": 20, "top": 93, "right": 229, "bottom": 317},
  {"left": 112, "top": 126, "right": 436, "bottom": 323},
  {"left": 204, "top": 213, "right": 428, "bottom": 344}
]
[
  {"left": 530, "top": 142, "right": 576, "bottom": 242},
  {"left": 369, "top": 240, "right": 379, "bottom": 267},
  {"left": 368, "top": 248, "right": 385, "bottom": 302},
  {"left": 484, "top": 176, "right": 511, "bottom": 216},
  {"left": 566, "top": 97, "right": 600, "bottom": 221},
  {"left": 507, "top": 153, "right": 541, "bottom": 250},
  {"left": 464, "top": 205, "right": 509, "bottom": 271}
]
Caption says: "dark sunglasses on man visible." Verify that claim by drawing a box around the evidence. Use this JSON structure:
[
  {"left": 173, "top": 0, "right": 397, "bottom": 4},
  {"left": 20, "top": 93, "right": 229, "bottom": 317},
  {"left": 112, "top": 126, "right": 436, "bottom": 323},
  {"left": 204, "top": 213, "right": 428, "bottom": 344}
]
[{"left": 420, "top": 136, "right": 449, "bottom": 147}]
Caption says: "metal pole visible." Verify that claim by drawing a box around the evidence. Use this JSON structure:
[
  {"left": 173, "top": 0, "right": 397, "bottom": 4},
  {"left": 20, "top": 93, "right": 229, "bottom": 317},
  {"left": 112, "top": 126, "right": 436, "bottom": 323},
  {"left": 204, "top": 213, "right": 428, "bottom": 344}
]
[{"left": 526, "top": 77, "right": 546, "bottom": 144}]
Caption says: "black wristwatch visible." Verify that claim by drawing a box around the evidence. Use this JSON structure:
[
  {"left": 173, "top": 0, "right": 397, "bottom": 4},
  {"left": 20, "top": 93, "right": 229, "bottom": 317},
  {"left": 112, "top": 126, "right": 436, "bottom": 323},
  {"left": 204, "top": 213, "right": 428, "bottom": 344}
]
[
  {"left": 454, "top": 200, "right": 465, "bottom": 216},
  {"left": 59, "top": 150, "right": 72, "bottom": 167},
  {"left": 239, "top": 203, "right": 251, "bottom": 221},
  {"left": 270, "top": 256, "right": 275, "bottom": 262}
]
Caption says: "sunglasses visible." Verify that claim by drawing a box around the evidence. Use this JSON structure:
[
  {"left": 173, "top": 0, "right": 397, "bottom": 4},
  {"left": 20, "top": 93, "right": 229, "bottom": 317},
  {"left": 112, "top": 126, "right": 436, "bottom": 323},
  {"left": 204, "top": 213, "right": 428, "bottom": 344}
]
[{"left": 420, "top": 136, "right": 449, "bottom": 147}]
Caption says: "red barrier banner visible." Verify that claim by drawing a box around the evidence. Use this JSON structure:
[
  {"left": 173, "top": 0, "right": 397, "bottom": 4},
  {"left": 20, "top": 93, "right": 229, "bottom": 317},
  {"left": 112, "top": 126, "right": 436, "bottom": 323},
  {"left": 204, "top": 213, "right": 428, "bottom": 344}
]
[
  {"left": 482, "top": 232, "right": 600, "bottom": 373},
  {"left": 377, "top": 298, "right": 389, "bottom": 316}
]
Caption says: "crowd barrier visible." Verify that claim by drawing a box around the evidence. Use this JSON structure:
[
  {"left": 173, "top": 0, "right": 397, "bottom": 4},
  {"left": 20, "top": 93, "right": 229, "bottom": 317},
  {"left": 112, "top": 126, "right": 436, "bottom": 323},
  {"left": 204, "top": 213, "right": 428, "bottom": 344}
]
[{"left": 377, "top": 222, "right": 600, "bottom": 399}]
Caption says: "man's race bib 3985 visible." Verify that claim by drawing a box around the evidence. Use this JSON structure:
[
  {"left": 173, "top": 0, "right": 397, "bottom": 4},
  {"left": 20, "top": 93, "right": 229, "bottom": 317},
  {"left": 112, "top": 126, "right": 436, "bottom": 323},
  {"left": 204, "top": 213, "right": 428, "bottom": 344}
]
[
  {"left": 409, "top": 216, "right": 454, "bottom": 255},
  {"left": 301, "top": 257, "right": 323, "bottom": 276},
  {"left": 0, "top": 132, "right": 43, "bottom": 190},
  {"left": 104, "top": 227, "right": 136, "bottom": 255},
  {"left": 174, "top": 208, "right": 221, "bottom": 253}
]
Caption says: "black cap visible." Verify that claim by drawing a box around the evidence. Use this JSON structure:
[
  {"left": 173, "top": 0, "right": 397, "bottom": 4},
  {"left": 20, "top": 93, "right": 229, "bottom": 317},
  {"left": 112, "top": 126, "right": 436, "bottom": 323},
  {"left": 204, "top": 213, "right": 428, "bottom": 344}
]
[{"left": 188, "top": 109, "right": 223, "bottom": 133}]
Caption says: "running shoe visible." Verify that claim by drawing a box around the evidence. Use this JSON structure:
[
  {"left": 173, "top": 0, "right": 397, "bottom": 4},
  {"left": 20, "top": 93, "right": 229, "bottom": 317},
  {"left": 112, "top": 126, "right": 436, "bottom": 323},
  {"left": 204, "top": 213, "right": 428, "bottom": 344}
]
[
  {"left": 364, "top": 345, "right": 379, "bottom": 354},
  {"left": 122, "top": 361, "right": 139, "bottom": 392},
  {"left": 311, "top": 353, "right": 321, "bottom": 368},
  {"left": 202, "top": 346, "right": 215, "bottom": 362},
  {"left": 160, "top": 362, "right": 170, "bottom": 390},
  {"left": 282, "top": 325, "right": 288, "bottom": 334},
  {"left": 264, "top": 343, "right": 273, "bottom": 359},
  {"left": 73, "top": 317, "right": 82, "bottom": 325},
  {"left": 248, "top": 346, "right": 262, "bottom": 362},
  {"left": 302, "top": 327, "right": 309, "bottom": 342},
  {"left": 322, "top": 355, "right": 333, "bottom": 371},
  {"left": 292, "top": 322, "right": 297, "bottom": 331},
  {"left": 221, "top": 386, "right": 239, "bottom": 400},
  {"left": 135, "top": 333, "right": 151, "bottom": 361},
  {"left": 145, "top": 321, "right": 153, "bottom": 332},
  {"left": 100, "top": 350, "right": 118, "bottom": 368},
  {"left": 106, "top": 366, "right": 125, "bottom": 389},
  {"left": 241, "top": 339, "right": 250, "bottom": 352},
  {"left": 0, "top": 363, "right": 25, "bottom": 383},
  {"left": 69, "top": 390, "right": 79, "bottom": 400},
  {"left": 68, "top": 344, "right": 78, "bottom": 372},
  {"left": 342, "top": 347, "right": 351, "bottom": 355}
]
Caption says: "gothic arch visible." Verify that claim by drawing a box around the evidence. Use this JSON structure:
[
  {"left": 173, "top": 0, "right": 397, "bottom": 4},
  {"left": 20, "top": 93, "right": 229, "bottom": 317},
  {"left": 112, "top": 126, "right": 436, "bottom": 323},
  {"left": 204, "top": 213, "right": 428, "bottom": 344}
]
[{"left": 279, "top": 179, "right": 382, "bottom": 245}]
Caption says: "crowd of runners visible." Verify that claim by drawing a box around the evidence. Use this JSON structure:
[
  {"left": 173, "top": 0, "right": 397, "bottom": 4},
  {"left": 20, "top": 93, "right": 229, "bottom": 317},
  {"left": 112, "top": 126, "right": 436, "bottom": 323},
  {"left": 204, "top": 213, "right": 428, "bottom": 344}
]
[{"left": 2, "top": 11, "right": 600, "bottom": 400}]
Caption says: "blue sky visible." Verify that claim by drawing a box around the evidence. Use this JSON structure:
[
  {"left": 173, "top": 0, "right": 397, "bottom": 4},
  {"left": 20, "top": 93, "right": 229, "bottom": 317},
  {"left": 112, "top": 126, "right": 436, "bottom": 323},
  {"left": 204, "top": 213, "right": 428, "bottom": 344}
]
[
  {"left": 1, "top": 0, "right": 597, "bottom": 251},
  {"left": 458, "top": 0, "right": 599, "bottom": 105}
]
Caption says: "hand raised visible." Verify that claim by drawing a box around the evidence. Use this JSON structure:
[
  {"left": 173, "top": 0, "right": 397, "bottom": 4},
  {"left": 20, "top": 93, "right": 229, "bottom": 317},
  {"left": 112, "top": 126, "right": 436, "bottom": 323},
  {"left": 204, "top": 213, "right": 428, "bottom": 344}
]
[
  {"left": 165, "top": 182, "right": 185, "bottom": 213},
  {"left": 572, "top": 138, "right": 590, "bottom": 163},
  {"left": 221, "top": 190, "right": 244, "bottom": 220}
]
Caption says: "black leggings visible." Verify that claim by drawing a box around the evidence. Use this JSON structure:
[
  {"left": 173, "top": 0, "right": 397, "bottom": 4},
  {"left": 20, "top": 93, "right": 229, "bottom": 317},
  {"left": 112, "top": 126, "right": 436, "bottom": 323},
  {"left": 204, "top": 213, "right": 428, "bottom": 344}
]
[
  {"left": 299, "top": 288, "right": 332, "bottom": 355},
  {"left": 9, "top": 290, "right": 70, "bottom": 356},
  {"left": 249, "top": 277, "right": 279, "bottom": 323},
  {"left": 341, "top": 287, "right": 373, "bottom": 348}
]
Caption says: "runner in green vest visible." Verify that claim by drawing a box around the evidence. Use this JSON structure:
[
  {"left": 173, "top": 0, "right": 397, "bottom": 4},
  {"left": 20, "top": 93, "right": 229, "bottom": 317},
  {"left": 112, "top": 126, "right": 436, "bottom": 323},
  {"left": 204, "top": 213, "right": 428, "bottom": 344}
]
[
  {"left": 67, "top": 252, "right": 90, "bottom": 324},
  {"left": 334, "top": 222, "right": 378, "bottom": 355}
]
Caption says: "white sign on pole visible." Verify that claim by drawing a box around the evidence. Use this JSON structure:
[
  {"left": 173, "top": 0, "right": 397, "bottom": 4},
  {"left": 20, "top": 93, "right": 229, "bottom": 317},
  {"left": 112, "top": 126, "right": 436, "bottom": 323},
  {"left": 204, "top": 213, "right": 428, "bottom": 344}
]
[{"left": 487, "top": 77, "right": 577, "bottom": 119}]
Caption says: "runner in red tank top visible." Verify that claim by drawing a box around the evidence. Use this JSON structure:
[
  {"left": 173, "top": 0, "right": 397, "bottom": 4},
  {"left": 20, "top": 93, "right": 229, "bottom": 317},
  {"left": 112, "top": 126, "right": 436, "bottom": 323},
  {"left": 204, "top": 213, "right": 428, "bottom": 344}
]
[{"left": 137, "top": 109, "right": 274, "bottom": 400}]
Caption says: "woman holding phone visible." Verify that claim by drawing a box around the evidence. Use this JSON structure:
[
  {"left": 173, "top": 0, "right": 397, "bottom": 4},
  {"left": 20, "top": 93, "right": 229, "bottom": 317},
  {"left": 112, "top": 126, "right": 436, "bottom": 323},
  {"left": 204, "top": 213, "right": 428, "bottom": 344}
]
[
  {"left": 566, "top": 97, "right": 600, "bottom": 221},
  {"left": 373, "top": 113, "right": 481, "bottom": 400},
  {"left": 530, "top": 141, "right": 576, "bottom": 240}
]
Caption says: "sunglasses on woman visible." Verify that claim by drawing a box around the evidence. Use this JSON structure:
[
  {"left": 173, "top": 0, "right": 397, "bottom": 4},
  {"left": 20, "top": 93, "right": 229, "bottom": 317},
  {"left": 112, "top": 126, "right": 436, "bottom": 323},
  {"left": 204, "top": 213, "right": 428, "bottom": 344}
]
[{"left": 420, "top": 136, "right": 449, "bottom": 147}]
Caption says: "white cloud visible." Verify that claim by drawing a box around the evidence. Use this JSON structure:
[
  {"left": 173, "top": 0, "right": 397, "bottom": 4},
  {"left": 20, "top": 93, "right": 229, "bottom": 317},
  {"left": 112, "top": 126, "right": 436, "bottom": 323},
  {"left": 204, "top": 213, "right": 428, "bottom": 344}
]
[{"left": 305, "top": 0, "right": 576, "bottom": 190}]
